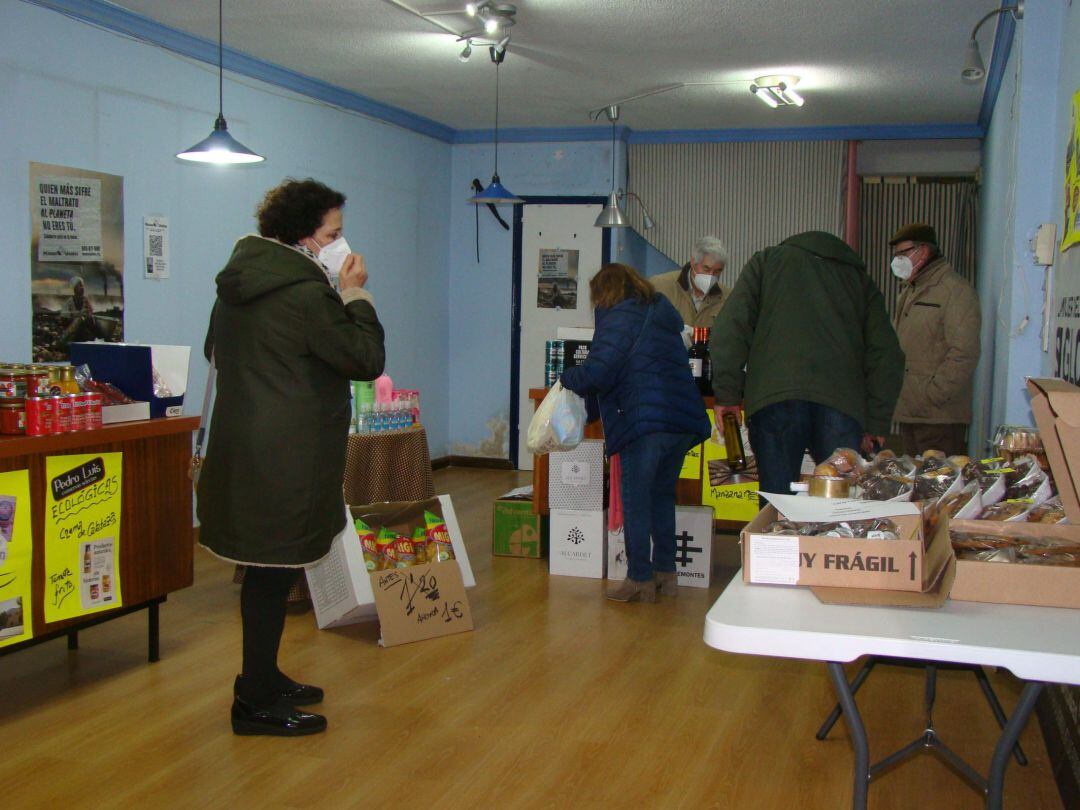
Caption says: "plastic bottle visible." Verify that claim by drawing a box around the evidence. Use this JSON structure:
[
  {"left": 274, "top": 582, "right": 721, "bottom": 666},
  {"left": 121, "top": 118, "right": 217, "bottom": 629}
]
[{"left": 374, "top": 373, "right": 393, "bottom": 406}]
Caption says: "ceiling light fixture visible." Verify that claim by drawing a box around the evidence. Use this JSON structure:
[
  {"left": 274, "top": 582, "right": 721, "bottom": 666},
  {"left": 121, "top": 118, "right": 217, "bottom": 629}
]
[
  {"left": 962, "top": 1, "right": 1024, "bottom": 83},
  {"left": 459, "top": 40, "right": 472, "bottom": 61},
  {"left": 468, "top": 45, "right": 522, "bottom": 205},
  {"left": 465, "top": 0, "right": 490, "bottom": 17},
  {"left": 176, "top": 0, "right": 264, "bottom": 164},
  {"left": 592, "top": 106, "right": 655, "bottom": 230},
  {"left": 749, "top": 75, "right": 805, "bottom": 109}
]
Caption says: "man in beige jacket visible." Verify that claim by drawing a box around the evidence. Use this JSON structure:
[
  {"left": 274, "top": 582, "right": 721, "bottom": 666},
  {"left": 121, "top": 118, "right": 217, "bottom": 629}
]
[
  {"left": 889, "top": 224, "right": 981, "bottom": 456},
  {"left": 651, "top": 236, "right": 731, "bottom": 330}
]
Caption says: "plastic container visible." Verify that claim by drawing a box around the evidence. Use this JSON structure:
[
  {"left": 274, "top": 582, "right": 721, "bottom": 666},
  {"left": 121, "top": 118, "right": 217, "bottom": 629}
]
[{"left": 374, "top": 373, "right": 393, "bottom": 405}]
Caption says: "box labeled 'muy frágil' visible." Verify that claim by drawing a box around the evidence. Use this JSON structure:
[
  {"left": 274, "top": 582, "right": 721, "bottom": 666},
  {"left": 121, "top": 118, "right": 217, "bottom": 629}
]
[{"left": 741, "top": 504, "right": 950, "bottom": 592}]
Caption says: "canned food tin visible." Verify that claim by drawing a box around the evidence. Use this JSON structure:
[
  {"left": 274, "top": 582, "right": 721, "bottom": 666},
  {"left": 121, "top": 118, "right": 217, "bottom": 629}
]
[
  {"left": 0, "top": 400, "right": 26, "bottom": 435},
  {"left": 71, "top": 393, "right": 89, "bottom": 431},
  {"left": 0, "top": 370, "right": 28, "bottom": 399},
  {"left": 25, "top": 396, "right": 55, "bottom": 436},
  {"left": 55, "top": 394, "right": 74, "bottom": 433},
  {"left": 85, "top": 392, "right": 103, "bottom": 430}
]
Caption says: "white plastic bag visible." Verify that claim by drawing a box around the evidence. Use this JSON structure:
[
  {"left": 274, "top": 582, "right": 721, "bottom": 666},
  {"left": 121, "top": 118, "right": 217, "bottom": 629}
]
[{"left": 526, "top": 382, "right": 587, "bottom": 455}]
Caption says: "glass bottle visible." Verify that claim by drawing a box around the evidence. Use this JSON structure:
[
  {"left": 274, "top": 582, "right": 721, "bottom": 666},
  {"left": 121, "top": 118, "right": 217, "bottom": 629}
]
[{"left": 722, "top": 411, "right": 747, "bottom": 471}]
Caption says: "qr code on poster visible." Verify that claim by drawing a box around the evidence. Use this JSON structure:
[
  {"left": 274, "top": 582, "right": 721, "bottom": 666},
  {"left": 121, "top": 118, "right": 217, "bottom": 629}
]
[{"left": 148, "top": 234, "right": 164, "bottom": 256}]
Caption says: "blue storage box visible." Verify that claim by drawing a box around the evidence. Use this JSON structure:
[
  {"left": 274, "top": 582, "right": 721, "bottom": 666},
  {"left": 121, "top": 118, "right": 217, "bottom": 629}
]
[{"left": 70, "top": 343, "right": 190, "bottom": 418}]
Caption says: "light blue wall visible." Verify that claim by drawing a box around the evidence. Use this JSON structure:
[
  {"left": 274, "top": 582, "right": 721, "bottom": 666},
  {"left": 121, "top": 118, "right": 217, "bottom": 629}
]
[
  {"left": 1, "top": 1, "right": 452, "bottom": 454},
  {"left": 975, "top": 2, "right": 1067, "bottom": 450},
  {"left": 447, "top": 140, "right": 618, "bottom": 457}
]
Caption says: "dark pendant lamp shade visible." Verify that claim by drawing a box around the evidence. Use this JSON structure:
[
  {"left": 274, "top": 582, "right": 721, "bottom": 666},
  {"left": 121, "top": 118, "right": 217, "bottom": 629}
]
[
  {"left": 469, "top": 52, "right": 520, "bottom": 205},
  {"left": 177, "top": 0, "right": 264, "bottom": 165}
]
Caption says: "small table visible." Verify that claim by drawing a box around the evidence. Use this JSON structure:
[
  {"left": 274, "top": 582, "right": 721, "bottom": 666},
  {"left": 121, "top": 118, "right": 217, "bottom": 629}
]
[
  {"left": 343, "top": 426, "right": 435, "bottom": 505},
  {"left": 703, "top": 576, "right": 1080, "bottom": 809}
]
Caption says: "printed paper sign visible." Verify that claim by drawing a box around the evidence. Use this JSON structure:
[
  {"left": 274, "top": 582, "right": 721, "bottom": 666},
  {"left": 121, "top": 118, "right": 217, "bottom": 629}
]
[
  {"left": 143, "top": 215, "right": 170, "bottom": 279},
  {"left": 748, "top": 535, "right": 800, "bottom": 585},
  {"left": 36, "top": 175, "right": 103, "bottom": 261},
  {"left": 44, "top": 453, "right": 123, "bottom": 622},
  {"left": 0, "top": 470, "right": 34, "bottom": 649},
  {"left": 757, "top": 492, "right": 920, "bottom": 523}
]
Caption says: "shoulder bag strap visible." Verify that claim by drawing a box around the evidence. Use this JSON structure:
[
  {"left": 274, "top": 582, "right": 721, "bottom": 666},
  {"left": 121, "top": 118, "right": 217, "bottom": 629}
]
[{"left": 189, "top": 353, "right": 216, "bottom": 481}]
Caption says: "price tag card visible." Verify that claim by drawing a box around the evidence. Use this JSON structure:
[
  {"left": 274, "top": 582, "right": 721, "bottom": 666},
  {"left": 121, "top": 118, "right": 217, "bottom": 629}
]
[{"left": 371, "top": 561, "right": 474, "bottom": 647}]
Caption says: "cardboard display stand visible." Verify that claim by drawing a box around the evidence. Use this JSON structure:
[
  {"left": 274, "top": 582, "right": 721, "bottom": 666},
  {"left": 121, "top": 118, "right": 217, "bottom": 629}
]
[
  {"left": 307, "top": 494, "right": 474, "bottom": 630},
  {"left": 70, "top": 342, "right": 189, "bottom": 418}
]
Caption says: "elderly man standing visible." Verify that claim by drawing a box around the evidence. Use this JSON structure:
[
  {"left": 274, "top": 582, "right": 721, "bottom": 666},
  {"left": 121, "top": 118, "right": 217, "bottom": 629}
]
[
  {"left": 889, "top": 224, "right": 981, "bottom": 456},
  {"left": 652, "top": 236, "right": 731, "bottom": 329},
  {"left": 709, "top": 231, "right": 904, "bottom": 499}
]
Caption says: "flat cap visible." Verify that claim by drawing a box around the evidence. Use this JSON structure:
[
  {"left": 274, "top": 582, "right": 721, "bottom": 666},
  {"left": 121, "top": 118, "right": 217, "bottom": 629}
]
[{"left": 888, "top": 223, "right": 938, "bottom": 247}]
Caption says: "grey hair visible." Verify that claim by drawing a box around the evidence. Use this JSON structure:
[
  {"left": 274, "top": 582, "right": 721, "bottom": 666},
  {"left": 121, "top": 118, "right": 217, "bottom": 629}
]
[{"left": 692, "top": 236, "right": 728, "bottom": 266}]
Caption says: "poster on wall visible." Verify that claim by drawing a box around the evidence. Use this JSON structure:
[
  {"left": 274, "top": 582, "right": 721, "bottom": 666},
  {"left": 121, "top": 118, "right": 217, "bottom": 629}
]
[
  {"left": 43, "top": 453, "right": 123, "bottom": 624},
  {"left": 700, "top": 409, "right": 759, "bottom": 522},
  {"left": 537, "top": 248, "right": 578, "bottom": 309},
  {"left": 0, "top": 470, "right": 34, "bottom": 649},
  {"left": 29, "top": 162, "right": 124, "bottom": 362},
  {"left": 1063, "top": 89, "right": 1080, "bottom": 252}
]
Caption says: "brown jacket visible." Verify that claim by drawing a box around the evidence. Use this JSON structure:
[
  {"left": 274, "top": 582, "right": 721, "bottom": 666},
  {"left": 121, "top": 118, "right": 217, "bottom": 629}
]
[
  {"left": 893, "top": 257, "right": 980, "bottom": 424},
  {"left": 651, "top": 263, "right": 730, "bottom": 328}
]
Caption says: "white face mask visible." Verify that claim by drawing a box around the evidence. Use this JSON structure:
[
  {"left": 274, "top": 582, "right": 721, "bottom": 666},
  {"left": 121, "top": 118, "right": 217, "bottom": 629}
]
[
  {"left": 316, "top": 236, "right": 351, "bottom": 278},
  {"left": 891, "top": 255, "right": 914, "bottom": 282},
  {"left": 692, "top": 270, "right": 716, "bottom": 295}
]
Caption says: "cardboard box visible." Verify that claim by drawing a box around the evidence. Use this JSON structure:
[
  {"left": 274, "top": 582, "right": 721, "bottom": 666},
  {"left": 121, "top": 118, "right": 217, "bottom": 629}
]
[
  {"left": 609, "top": 506, "right": 715, "bottom": 587},
  {"left": 607, "top": 527, "right": 628, "bottom": 580},
  {"left": 370, "top": 561, "right": 474, "bottom": 647},
  {"left": 71, "top": 342, "right": 190, "bottom": 418},
  {"left": 492, "top": 498, "right": 547, "bottom": 558},
  {"left": 549, "top": 439, "right": 604, "bottom": 510},
  {"left": 550, "top": 509, "right": 606, "bottom": 578},
  {"left": 949, "top": 519, "right": 1080, "bottom": 609},
  {"left": 307, "top": 494, "right": 475, "bottom": 629},
  {"left": 101, "top": 401, "right": 150, "bottom": 424},
  {"left": 741, "top": 503, "right": 950, "bottom": 593}
]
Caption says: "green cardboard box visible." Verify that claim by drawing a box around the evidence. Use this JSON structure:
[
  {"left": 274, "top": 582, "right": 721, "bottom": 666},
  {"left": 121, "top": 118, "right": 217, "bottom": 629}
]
[{"left": 492, "top": 498, "right": 547, "bottom": 558}]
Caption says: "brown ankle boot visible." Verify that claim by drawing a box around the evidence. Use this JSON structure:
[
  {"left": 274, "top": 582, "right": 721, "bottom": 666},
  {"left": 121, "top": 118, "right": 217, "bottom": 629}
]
[
  {"left": 605, "top": 578, "right": 657, "bottom": 603},
  {"left": 654, "top": 571, "right": 678, "bottom": 596}
]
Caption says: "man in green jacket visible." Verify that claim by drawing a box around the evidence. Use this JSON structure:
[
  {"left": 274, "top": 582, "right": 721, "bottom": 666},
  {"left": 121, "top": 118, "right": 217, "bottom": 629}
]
[{"left": 709, "top": 231, "right": 904, "bottom": 499}]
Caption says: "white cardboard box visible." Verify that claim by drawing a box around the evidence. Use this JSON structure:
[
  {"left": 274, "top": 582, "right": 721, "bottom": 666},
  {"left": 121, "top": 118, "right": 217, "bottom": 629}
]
[
  {"left": 307, "top": 494, "right": 474, "bottom": 629},
  {"left": 607, "top": 527, "right": 629, "bottom": 580},
  {"left": 550, "top": 509, "right": 607, "bottom": 578},
  {"left": 607, "top": 506, "right": 714, "bottom": 587},
  {"left": 549, "top": 440, "right": 604, "bottom": 510}
]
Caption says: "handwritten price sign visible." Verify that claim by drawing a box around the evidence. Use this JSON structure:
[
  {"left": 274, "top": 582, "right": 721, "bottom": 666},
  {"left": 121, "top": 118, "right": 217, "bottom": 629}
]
[{"left": 371, "top": 562, "right": 474, "bottom": 647}]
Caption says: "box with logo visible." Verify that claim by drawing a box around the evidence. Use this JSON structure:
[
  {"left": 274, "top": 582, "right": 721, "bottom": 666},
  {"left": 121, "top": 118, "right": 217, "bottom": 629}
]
[
  {"left": 548, "top": 439, "right": 604, "bottom": 510},
  {"left": 607, "top": 505, "right": 714, "bottom": 588},
  {"left": 949, "top": 378, "right": 1080, "bottom": 609},
  {"left": 741, "top": 502, "right": 950, "bottom": 593},
  {"left": 492, "top": 497, "right": 547, "bottom": 558},
  {"left": 550, "top": 509, "right": 606, "bottom": 578},
  {"left": 70, "top": 342, "right": 190, "bottom": 418}
]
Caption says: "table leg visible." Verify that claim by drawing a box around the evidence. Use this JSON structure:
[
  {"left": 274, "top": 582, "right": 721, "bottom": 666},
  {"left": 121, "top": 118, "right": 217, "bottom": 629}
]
[
  {"left": 66, "top": 631, "right": 78, "bottom": 651},
  {"left": 986, "top": 681, "right": 1043, "bottom": 810},
  {"left": 148, "top": 601, "right": 160, "bottom": 663},
  {"left": 973, "top": 667, "right": 1028, "bottom": 767},
  {"left": 816, "top": 658, "right": 877, "bottom": 740},
  {"left": 828, "top": 662, "right": 870, "bottom": 810}
]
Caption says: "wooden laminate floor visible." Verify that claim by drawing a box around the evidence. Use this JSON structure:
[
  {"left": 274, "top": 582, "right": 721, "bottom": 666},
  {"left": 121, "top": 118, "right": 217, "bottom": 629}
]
[{"left": 0, "top": 468, "right": 1063, "bottom": 809}]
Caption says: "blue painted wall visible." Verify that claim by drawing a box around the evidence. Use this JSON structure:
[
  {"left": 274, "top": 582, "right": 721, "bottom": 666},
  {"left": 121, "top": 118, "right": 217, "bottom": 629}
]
[
  {"left": 447, "top": 141, "right": 618, "bottom": 457},
  {"left": 975, "top": 2, "right": 1067, "bottom": 451},
  {"left": 0, "top": 1, "right": 452, "bottom": 454}
]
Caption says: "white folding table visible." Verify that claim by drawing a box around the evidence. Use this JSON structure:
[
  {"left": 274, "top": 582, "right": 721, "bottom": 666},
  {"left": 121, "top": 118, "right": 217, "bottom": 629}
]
[{"left": 703, "top": 576, "right": 1080, "bottom": 809}]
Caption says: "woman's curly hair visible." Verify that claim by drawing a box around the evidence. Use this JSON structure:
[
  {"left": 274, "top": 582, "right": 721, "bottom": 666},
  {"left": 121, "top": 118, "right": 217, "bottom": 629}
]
[{"left": 256, "top": 178, "right": 346, "bottom": 245}]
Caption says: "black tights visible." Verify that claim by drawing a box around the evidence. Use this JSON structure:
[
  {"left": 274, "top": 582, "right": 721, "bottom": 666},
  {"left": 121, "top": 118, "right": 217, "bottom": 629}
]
[{"left": 238, "top": 566, "right": 298, "bottom": 704}]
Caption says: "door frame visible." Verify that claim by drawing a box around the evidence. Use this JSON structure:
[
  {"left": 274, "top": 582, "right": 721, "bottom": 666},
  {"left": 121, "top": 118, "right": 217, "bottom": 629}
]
[{"left": 510, "top": 196, "right": 611, "bottom": 469}]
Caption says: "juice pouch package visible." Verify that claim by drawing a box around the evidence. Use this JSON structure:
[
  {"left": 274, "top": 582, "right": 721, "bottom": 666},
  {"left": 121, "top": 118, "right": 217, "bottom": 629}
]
[
  {"left": 425, "top": 510, "right": 455, "bottom": 562},
  {"left": 393, "top": 534, "right": 416, "bottom": 568},
  {"left": 376, "top": 526, "right": 398, "bottom": 570},
  {"left": 356, "top": 518, "right": 379, "bottom": 572},
  {"left": 411, "top": 526, "right": 428, "bottom": 565}
]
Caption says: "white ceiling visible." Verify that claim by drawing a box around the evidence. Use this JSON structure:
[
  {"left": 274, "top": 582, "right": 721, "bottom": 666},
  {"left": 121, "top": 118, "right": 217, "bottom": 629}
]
[{"left": 106, "top": 0, "right": 1003, "bottom": 133}]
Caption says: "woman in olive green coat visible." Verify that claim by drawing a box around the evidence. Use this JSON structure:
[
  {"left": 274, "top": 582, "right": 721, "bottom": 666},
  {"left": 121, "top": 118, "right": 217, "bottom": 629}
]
[{"left": 198, "top": 178, "right": 384, "bottom": 737}]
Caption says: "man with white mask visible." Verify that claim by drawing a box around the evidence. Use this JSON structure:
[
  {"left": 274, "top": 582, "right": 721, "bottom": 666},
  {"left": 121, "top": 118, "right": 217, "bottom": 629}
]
[
  {"left": 889, "top": 223, "right": 980, "bottom": 456},
  {"left": 651, "top": 235, "right": 731, "bottom": 331}
]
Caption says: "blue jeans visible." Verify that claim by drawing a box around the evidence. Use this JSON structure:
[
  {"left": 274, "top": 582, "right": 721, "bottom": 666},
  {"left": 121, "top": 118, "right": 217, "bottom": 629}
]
[
  {"left": 619, "top": 432, "right": 700, "bottom": 583},
  {"left": 748, "top": 400, "right": 863, "bottom": 504}
]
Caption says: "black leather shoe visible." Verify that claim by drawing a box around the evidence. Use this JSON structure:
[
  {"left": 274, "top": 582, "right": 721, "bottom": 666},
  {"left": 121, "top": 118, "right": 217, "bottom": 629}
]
[
  {"left": 278, "top": 679, "right": 324, "bottom": 706},
  {"left": 231, "top": 697, "right": 327, "bottom": 737}
]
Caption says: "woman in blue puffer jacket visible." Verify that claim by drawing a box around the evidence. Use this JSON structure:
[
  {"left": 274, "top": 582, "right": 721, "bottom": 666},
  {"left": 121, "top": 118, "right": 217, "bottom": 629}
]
[{"left": 561, "top": 263, "right": 711, "bottom": 603}]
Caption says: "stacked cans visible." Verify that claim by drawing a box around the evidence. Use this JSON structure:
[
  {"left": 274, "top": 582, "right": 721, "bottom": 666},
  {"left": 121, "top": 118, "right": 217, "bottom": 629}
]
[
  {"left": 0, "top": 363, "right": 102, "bottom": 436},
  {"left": 545, "top": 340, "right": 566, "bottom": 387}
]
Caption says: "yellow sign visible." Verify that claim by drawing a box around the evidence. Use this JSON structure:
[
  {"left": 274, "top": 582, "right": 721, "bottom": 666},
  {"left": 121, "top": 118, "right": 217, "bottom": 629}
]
[
  {"left": 701, "top": 409, "right": 760, "bottom": 521},
  {"left": 44, "top": 453, "right": 123, "bottom": 623},
  {"left": 680, "top": 442, "right": 702, "bottom": 480},
  {"left": 0, "top": 470, "right": 34, "bottom": 649},
  {"left": 1064, "top": 89, "right": 1080, "bottom": 251}
]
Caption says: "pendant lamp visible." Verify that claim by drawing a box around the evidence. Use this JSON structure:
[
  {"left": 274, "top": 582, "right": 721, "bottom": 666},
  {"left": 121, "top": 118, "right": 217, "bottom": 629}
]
[
  {"left": 469, "top": 47, "right": 521, "bottom": 204},
  {"left": 177, "top": 0, "right": 265, "bottom": 164},
  {"left": 595, "top": 106, "right": 628, "bottom": 228}
]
